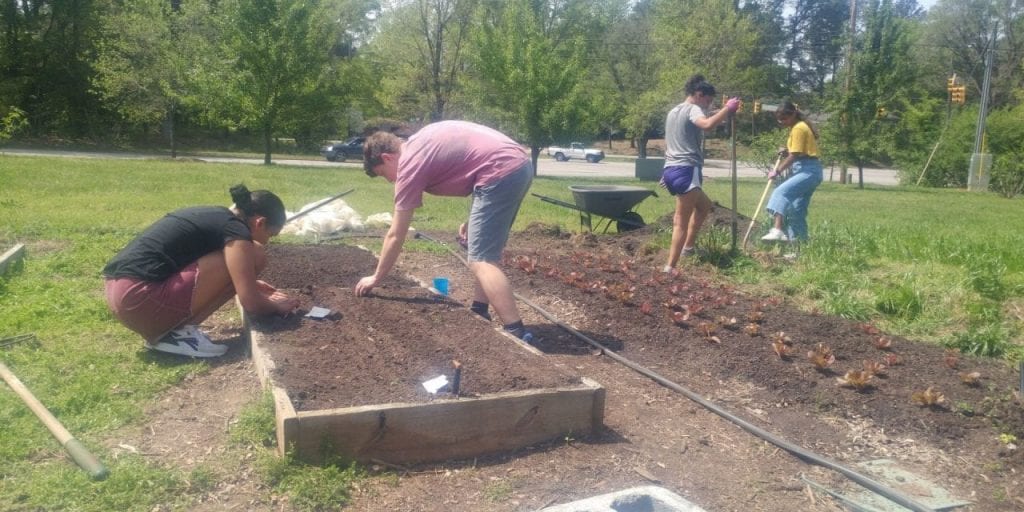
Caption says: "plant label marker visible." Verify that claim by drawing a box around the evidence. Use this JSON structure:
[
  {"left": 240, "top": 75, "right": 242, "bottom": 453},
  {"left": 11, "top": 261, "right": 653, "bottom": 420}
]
[
  {"left": 305, "top": 306, "right": 332, "bottom": 319},
  {"left": 422, "top": 375, "right": 448, "bottom": 394}
]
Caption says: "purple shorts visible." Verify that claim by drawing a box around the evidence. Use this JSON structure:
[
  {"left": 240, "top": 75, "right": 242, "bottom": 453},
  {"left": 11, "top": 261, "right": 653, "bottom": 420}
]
[
  {"left": 661, "top": 165, "right": 703, "bottom": 195},
  {"left": 104, "top": 263, "right": 200, "bottom": 343}
]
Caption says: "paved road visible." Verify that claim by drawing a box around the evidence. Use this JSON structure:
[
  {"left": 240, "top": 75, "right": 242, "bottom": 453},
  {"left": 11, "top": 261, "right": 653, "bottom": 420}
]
[
  {"left": 2, "top": 148, "right": 900, "bottom": 186},
  {"left": 534, "top": 157, "right": 901, "bottom": 186}
]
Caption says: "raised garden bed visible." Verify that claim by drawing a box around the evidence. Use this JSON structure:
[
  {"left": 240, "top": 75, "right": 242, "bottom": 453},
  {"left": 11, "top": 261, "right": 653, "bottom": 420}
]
[{"left": 247, "top": 244, "right": 605, "bottom": 465}]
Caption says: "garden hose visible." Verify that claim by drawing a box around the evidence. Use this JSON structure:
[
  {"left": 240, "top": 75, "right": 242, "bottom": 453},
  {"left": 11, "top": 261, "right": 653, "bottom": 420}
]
[{"left": 414, "top": 230, "right": 937, "bottom": 512}]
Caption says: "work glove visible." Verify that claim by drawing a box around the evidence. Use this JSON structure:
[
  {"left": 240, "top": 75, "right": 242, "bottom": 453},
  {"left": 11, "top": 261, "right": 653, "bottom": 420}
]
[
  {"left": 725, "top": 97, "right": 741, "bottom": 113},
  {"left": 767, "top": 169, "right": 780, "bottom": 180}
]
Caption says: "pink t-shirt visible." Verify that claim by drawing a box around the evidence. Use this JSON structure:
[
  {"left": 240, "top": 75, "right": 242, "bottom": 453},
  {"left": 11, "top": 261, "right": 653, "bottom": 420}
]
[{"left": 394, "top": 121, "right": 529, "bottom": 211}]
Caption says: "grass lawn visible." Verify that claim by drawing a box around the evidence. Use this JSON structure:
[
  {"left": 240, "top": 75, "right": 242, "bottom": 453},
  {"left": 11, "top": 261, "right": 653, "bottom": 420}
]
[{"left": 0, "top": 154, "right": 1021, "bottom": 510}]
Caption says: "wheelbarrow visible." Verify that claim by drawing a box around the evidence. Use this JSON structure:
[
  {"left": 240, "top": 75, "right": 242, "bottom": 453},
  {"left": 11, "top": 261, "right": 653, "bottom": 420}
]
[{"left": 532, "top": 185, "right": 658, "bottom": 233}]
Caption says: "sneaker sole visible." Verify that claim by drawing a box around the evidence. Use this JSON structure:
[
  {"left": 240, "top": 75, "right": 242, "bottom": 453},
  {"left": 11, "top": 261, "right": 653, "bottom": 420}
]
[{"left": 148, "top": 342, "right": 227, "bottom": 358}]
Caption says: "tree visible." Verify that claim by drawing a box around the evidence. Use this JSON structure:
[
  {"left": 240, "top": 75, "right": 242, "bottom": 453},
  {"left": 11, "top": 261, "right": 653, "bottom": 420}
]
[
  {"left": 93, "top": 0, "right": 217, "bottom": 157},
  {"left": 600, "top": 0, "right": 661, "bottom": 157},
  {"left": 468, "top": 0, "right": 591, "bottom": 173},
  {"left": 370, "top": 0, "right": 477, "bottom": 122},
  {"left": 782, "top": 0, "right": 848, "bottom": 96},
  {"left": 827, "top": 0, "right": 921, "bottom": 187},
  {"left": 918, "top": 0, "right": 1023, "bottom": 109},
  {"left": 0, "top": 0, "right": 113, "bottom": 136},
  {"left": 217, "top": 0, "right": 341, "bottom": 164},
  {"left": 652, "top": 0, "right": 766, "bottom": 97}
]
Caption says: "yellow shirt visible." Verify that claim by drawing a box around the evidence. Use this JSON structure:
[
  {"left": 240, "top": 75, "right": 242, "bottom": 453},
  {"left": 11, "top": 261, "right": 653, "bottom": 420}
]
[{"left": 787, "top": 121, "right": 819, "bottom": 157}]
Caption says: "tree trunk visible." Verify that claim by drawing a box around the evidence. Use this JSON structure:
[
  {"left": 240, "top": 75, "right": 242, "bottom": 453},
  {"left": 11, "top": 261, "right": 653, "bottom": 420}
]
[
  {"left": 638, "top": 137, "right": 648, "bottom": 160},
  {"left": 169, "top": 104, "right": 177, "bottom": 159},
  {"left": 530, "top": 146, "right": 540, "bottom": 177},
  {"left": 263, "top": 123, "right": 272, "bottom": 165}
]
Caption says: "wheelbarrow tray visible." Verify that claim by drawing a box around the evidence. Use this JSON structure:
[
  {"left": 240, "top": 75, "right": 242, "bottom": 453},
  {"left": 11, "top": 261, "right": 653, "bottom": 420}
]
[
  {"left": 532, "top": 185, "right": 657, "bottom": 233},
  {"left": 568, "top": 185, "right": 657, "bottom": 218}
]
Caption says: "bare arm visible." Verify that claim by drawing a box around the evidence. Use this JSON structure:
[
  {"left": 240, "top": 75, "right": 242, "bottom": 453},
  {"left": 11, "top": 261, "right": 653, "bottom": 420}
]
[
  {"left": 694, "top": 98, "right": 739, "bottom": 131},
  {"left": 224, "top": 240, "right": 298, "bottom": 314},
  {"left": 693, "top": 107, "right": 731, "bottom": 131},
  {"left": 355, "top": 208, "right": 415, "bottom": 296}
]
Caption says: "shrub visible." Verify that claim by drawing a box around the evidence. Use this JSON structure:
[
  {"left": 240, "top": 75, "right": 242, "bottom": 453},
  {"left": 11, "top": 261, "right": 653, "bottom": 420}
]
[{"left": 990, "top": 150, "right": 1024, "bottom": 198}]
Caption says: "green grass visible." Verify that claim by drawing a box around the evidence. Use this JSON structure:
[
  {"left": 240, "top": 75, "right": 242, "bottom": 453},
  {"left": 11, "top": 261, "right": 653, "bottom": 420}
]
[
  {"left": 699, "top": 180, "right": 1024, "bottom": 357},
  {"left": 1, "top": 154, "right": 1022, "bottom": 509}
]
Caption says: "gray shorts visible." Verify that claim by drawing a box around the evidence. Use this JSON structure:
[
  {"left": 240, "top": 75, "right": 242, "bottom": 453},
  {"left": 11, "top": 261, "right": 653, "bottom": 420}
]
[{"left": 466, "top": 161, "right": 533, "bottom": 263}]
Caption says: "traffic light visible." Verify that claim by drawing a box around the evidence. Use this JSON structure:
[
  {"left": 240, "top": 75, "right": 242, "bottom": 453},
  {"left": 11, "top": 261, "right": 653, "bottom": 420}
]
[
  {"left": 876, "top": 107, "right": 887, "bottom": 119},
  {"left": 951, "top": 86, "right": 966, "bottom": 105},
  {"left": 947, "top": 74, "right": 957, "bottom": 91},
  {"left": 753, "top": 100, "right": 762, "bottom": 114}
]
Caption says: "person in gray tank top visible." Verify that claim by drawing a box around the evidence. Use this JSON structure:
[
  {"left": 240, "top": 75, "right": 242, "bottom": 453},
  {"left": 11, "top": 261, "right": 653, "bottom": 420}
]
[{"left": 661, "top": 75, "right": 739, "bottom": 272}]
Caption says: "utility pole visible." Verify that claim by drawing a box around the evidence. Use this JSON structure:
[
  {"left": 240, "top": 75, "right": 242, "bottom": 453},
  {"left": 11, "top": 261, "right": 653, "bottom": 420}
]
[
  {"left": 841, "top": 0, "right": 858, "bottom": 185},
  {"left": 968, "top": 25, "right": 997, "bottom": 191}
]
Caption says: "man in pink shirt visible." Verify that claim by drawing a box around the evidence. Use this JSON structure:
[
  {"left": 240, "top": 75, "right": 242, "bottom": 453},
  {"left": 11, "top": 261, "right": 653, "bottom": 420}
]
[{"left": 355, "top": 121, "right": 536, "bottom": 343}]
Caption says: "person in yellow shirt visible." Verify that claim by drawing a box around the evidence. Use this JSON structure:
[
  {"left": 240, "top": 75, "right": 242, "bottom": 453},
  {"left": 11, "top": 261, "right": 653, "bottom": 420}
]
[{"left": 761, "top": 100, "right": 822, "bottom": 242}]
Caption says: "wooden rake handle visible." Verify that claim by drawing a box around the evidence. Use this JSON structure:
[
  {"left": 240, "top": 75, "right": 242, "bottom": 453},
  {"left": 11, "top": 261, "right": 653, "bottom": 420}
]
[
  {"left": 0, "top": 361, "right": 109, "bottom": 480},
  {"left": 741, "top": 156, "right": 783, "bottom": 250}
]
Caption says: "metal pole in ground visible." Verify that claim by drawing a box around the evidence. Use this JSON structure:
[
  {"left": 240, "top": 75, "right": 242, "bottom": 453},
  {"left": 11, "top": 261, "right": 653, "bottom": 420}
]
[
  {"left": 730, "top": 111, "right": 738, "bottom": 253},
  {"left": 0, "top": 361, "right": 109, "bottom": 480}
]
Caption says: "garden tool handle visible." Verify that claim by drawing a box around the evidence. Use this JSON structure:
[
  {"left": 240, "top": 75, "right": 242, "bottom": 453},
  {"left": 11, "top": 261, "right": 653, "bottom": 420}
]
[
  {"left": 0, "top": 361, "right": 109, "bottom": 480},
  {"left": 741, "top": 155, "right": 783, "bottom": 250}
]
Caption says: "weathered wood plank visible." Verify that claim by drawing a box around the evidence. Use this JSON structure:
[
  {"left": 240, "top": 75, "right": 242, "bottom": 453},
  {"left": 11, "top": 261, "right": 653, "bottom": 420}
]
[
  {"left": 0, "top": 244, "right": 26, "bottom": 276},
  {"left": 250, "top": 325, "right": 603, "bottom": 464},
  {"left": 288, "top": 379, "right": 603, "bottom": 464}
]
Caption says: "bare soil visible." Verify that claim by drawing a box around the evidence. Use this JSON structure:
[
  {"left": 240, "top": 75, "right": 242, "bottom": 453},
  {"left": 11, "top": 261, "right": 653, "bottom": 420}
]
[
  {"left": 103, "top": 210, "right": 1024, "bottom": 512},
  {"left": 251, "top": 245, "right": 579, "bottom": 411}
]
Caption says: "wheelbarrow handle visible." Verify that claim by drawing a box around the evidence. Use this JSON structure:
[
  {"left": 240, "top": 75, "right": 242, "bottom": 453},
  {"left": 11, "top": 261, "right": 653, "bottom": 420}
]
[{"left": 531, "top": 193, "right": 583, "bottom": 212}]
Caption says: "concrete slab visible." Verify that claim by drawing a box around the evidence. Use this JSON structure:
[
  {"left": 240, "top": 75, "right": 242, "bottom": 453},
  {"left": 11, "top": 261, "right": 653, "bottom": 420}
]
[
  {"left": 803, "top": 458, "right": 971, "bottom": 512},
  {"left": 539, "top": 485, "right": 706, "bottom": 512}
]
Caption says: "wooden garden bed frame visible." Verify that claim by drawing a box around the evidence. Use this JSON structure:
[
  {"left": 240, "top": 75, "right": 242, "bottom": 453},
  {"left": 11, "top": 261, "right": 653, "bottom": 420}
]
[{"left": 243, "top": 313, "right": 605, "bottom": 465}]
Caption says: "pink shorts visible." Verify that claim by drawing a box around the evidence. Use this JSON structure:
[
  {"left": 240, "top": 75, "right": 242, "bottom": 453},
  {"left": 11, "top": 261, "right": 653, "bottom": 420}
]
[{"left": 104, "top": 263, "right": 200, "bottom": 343}]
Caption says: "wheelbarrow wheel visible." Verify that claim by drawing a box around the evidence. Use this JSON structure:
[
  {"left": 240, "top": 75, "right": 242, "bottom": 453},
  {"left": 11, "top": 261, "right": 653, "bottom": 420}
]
[{"left": 616, "top": 212, "right": 645, "bottom": 232}]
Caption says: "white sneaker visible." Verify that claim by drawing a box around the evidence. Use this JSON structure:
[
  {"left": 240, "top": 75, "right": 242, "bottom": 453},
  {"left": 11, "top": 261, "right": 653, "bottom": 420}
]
[
  {"left": 148, "top": 325, "right": 227, "bottom": 358},
  {"left": 761, "top": 228, "right": 790, "bottom": 242}
]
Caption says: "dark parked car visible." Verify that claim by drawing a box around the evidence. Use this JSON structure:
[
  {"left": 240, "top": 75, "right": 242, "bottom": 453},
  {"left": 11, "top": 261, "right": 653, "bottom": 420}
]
[{"left": 320, "top": 136, "right": 365, "bottom": 162}]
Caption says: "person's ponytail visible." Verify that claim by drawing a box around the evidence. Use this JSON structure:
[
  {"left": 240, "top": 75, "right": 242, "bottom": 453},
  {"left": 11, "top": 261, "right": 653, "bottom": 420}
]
[
  {"left": 229, "top": 184, "right": 287, "bottom": 229},
  {"left": 778, "top": 100, "right": 818, "bottom": 139},
  {"left": 230, "top": 184, "right": 254, "bottom": 215}
]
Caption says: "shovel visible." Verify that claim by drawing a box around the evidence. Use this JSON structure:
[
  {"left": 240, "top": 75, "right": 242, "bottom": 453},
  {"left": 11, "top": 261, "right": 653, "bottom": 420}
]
[{"left": 741, "top": 154, "right": 783, "bottom": 250}]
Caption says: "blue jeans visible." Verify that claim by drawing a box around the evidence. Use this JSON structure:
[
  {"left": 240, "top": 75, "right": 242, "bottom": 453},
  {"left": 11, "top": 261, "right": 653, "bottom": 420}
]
[{"left": 766, "top": 159, "right": 822, "bottom": 241}]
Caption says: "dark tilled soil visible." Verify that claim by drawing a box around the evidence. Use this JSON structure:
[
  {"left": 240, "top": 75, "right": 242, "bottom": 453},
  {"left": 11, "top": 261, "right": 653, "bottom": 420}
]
[
  {"left": 502, "top": 226, "right": 1024, "bottom": 450},
  {"left": 255, "top": 245, "right": 580, "bottom": 411}
]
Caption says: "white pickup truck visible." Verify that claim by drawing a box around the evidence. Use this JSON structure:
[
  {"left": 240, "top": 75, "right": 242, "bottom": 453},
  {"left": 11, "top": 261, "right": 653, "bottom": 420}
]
[{"left": 545, "top": 142, "right": 605, "bottom": 163}]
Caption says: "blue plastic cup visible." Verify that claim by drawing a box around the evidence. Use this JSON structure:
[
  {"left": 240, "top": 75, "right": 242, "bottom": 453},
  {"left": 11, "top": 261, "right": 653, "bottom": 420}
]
[{"left": 432, "top": 277, "right": 449, "bottom": 296}]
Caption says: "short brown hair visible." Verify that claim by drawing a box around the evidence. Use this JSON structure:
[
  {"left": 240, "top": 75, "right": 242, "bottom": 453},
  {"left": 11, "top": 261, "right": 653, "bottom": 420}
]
[{"left": 362, "top": 131, "right": 403, "bottom": 177}]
